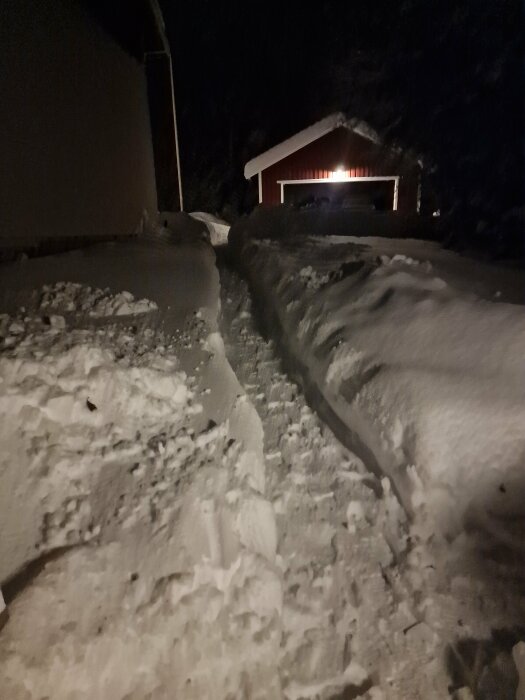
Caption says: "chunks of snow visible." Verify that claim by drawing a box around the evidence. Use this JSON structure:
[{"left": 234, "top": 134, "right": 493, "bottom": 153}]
[
  {"left": 297, "top": 265, "right": 331, "bottom": 290},
  {"left": 39, "top": 281, "right": 158, "bottom": 316},
  {"left": 235, "top": 233, "right": 525, "bottom": 545},
  {"left": 0, "top": 239, "right": 281, "bottom": 699},
  {"left": 0, "top": 320, "right": 197, "bottom": 581},
  {"left": 346, "top": 500, "right": 365, "bottom": 523}
]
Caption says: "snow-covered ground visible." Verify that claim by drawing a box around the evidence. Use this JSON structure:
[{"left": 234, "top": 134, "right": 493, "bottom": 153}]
[
  {"left": 0, "top": 234, "right": 281, "bottom": 698},
  {"left": 220, "top": 265, "right": 451, "bottom": 699},
  {"left": 231, "top": 230, "right": 525, "bottom": 697},
  {"left": 2, "top": 219, "right": 525, "bottom": 698}
]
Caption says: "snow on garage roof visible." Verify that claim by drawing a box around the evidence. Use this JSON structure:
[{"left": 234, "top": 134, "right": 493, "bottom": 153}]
[{"left": 244, "top": 112, "right": 382, "bottom": 179}]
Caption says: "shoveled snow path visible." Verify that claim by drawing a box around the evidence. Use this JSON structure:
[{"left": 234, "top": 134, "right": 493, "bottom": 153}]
[{"left": 219, "top": 263, "right": 452, "bottom": 700}]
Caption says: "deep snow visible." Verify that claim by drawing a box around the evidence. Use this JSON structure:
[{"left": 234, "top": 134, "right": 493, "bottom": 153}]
[
  {"left": 233, "top": 234, "right": 525, "bottom": 534},
  {"left": 220, "top": 265, "right": 451, "bottom": 698},
  {"left": 2, "top": 221, "right": 525, "bottom": 698},
  {"left": 190, "top": 211, "right": 230, "bottom": 246},
  {"left": 0, "top": 234, "right": 281, "bottom": 698},
  {"left": 231, "top": 229, "right": 525, "bottom": 697}
]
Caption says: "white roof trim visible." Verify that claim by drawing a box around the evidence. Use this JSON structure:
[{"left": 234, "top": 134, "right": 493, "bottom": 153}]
[{"left": 244, "top": 112, "right": 382, "bottom": 180}]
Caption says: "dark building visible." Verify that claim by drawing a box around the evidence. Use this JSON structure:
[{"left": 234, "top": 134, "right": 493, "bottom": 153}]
[
  {"left": 245, "top": 114, "right": 422, "bottom": 213},
  {"left": 0, "top": 0, "right": 182, "bottom": 255}
]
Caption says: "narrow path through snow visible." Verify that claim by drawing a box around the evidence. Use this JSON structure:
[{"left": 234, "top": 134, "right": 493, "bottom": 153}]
[
  {"left": 219, "top": 244, "right": 525, "bottom": 700},
  {"left": 218, "top": 260, "right": 453, "bottom": 700}
]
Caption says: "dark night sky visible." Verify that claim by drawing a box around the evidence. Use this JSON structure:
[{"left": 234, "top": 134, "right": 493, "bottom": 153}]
[
  {"left": 162, "top": 1, "right": 394, "bottom": 174},
  {"left": 160, "top": 0, "right": 523, "bottom": 247}
]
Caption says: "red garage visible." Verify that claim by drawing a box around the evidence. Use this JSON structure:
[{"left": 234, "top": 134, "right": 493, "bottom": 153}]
[{"left": 244, "top": 113, "right": 422, "bottom": 213}]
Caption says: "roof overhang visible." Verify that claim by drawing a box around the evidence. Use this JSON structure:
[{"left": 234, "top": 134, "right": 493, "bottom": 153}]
[
  {"left": 147, "top": 0, "right": 171, "bottom": 55},
  {"left": 244, "top": 113, "right": 382, "bottom": 180},
  {"left": 85, "top": 0, "right": 167, "bottom": 60}
]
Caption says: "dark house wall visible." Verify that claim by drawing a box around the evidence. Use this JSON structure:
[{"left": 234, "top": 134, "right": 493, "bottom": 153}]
[
  {"left": 261, "top": 127, "right": 420, "bottom": 212},
  {"left": 0, "top": 0, "right": 157, "bottom": 249}
]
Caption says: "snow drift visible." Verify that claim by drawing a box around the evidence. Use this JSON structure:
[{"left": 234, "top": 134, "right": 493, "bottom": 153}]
[{"left": 231, "top": 229, "right": 525, "bottom": 565}]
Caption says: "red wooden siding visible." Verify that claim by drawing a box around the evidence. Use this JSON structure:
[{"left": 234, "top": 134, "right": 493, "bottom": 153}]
[{"left": 260, "top": 127, "right": 419, "bottom": 213}]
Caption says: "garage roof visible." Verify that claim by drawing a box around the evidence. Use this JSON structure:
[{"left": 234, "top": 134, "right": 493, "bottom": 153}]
[{"left": 244, "top": 113, "right": 382, "bottom": 180}]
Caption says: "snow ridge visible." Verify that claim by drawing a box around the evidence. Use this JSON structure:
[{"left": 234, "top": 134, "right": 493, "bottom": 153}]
[{"left": 232, "top": 229, "right": 525, "bottom": 696}]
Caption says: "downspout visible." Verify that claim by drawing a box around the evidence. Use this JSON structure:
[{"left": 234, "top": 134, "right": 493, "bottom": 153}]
[{"left": 146, "top": 0, "right": 184, "bottom": 212}]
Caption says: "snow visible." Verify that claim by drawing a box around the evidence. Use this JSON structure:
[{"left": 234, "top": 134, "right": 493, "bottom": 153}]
[
  {"left": 0, "top": 233, "right": 282, "bottom": 698},
  {"left": 232, "top": 227, "right": 525, "bottom": 694},
  {"left": 2, "top": 215, "right": 525, "bottom": 697},
  {"left": 190, "top": 211, "right": 230, "bottom": 246},
  {"left": 0, "top": 321, "right": 196, "bottom": 580},
  {"left": 235, "top": 234, "right": 525, "bottom": 534},
  {"left": 514, "top": 643, "right": 525, "bottom": 700},
  {"left": 39, "top": 281, "right": 158, "bottom": 316},
  {"left": 219, "top": 269, "right": 430, "bottom": 698},
  {"left": 312, "top": 234, "right": 525, "bottom": 304},
  {"left": 244, "top": 112, "right": 381, "bottom": 179}
]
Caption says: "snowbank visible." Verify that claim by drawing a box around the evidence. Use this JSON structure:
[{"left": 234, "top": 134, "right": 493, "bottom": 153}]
[
  {"left": 190, "top": 211, "right": 230, "bottom": 246},
  {"left": 0, "top": 235, "right": 281, "bottom": 698},
  {"left": 231, "top": 227, "right": 525, "bottom": 695},
  {"left": 229, "top": 205, "right": 439, "bottom": 245},
  {"left": 233, "top": 231, "right": 525, "bottom": 559}
]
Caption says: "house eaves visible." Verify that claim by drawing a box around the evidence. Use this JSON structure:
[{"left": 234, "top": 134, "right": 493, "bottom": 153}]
[{"left": 244, "top": 113, "right": 382, "bottom": 180}]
